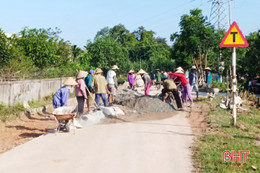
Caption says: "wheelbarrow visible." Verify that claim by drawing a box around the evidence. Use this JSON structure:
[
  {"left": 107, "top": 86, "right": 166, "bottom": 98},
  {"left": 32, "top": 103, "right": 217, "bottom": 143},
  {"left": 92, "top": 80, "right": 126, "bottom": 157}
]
[
  {"left": 52, "top": 106, "right": 77, "bottom": 133},
  {"left": 53, "top": 113, "right": 76, "bottom": 132}
]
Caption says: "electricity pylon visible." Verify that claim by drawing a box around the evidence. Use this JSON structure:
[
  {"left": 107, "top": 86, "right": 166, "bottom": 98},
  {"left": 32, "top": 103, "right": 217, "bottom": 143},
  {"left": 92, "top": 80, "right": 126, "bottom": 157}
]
[
  {"left": 209, "top": 0, "right": 229, "bottom": 83},
  {"left": 209, "top": 0, "right": 228, "bottom": 30}
]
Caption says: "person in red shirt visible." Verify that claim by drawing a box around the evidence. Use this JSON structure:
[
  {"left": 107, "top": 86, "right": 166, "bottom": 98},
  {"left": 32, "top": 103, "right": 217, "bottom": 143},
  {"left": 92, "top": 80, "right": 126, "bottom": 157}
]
[{"left": 168, "top": 67, "right": 193, "bottom": 107}]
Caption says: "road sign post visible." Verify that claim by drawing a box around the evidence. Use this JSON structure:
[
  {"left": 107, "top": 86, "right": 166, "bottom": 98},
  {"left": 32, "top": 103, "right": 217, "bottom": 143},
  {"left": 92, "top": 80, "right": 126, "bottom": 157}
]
[
  {"left": 220, "top": 21, "right": 248, "bottom": 126},
  {"left": 232, "top": 47, "right": 237, "bottom": 125}
]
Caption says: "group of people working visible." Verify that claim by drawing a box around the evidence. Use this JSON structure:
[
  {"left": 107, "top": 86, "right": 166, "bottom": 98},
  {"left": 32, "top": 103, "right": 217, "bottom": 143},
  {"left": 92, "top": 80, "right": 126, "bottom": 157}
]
[
  {"left": 127, "top": 66, "right": 212, "bottom": 111},
  {"left": 53, "top": 65, "right": 120, "bottom": 117},
  {"left": 53, "top": 64, "right": 212, "bottom": 115}
]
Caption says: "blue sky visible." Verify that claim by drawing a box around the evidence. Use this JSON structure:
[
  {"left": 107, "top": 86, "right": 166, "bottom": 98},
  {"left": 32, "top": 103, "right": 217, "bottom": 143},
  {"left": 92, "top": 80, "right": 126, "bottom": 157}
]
[{"left": 0, "top": 0, "right": 258, "bottom": 48}]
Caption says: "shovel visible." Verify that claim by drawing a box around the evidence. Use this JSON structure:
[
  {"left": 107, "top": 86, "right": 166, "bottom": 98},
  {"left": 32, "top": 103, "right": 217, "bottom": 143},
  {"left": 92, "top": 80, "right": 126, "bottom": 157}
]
[{"left": 85, "top": 86, "right": 101, "bottom": 111}]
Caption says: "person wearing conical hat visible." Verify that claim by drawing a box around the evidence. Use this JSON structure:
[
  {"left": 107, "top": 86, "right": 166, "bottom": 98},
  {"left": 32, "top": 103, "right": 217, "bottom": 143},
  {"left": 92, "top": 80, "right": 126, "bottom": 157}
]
[
  {"left": 53, "top": 77, "right": 77, "bottom": 108},
  {"left": 161, "top": 76, "right": 184, "bottom": 111},
  {"left": 128, "top": 70, "right": 135, "bottom": 90},
  {"left": 138, "top": 69, "right": 152, "bottom": 95},
  {"left": 168, "top": 67, "right": 193, "bottom": 107},
  {"left": 76, "top": 70, "right": 88, "bottom": 117},
  {"left": 189, "top": 65, "right": 199, "bottom": 100},
  {"left": 106, "top": 65, "right": 119, "bottom": 104},
  {"left": 204, "top": 67, "right": 212, "bottom": 88},
  {"left": 91, "top": 68, "right": 110, "bottom": 107}
]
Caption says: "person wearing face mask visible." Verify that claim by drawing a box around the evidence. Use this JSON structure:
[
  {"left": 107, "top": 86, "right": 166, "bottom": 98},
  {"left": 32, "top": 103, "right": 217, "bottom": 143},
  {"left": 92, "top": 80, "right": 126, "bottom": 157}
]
[
  {"left": 52, "top": 77, "right": 77, "bottom": 108},
  {"left": 75, "top": 70, "right": 88, "bottom": 117}
]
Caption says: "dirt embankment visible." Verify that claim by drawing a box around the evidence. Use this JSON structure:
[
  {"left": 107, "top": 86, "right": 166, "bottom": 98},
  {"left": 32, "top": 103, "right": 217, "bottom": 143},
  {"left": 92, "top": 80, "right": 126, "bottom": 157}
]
[
  {"left": 188, "top": 101, "right": 208, "bottom": 135},
  {"left": 0, "top": 113, "right": 56, "bottom": 154}
]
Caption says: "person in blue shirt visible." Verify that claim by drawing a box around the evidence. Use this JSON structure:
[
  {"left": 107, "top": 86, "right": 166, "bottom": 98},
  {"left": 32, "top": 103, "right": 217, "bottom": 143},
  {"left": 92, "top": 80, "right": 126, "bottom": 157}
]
[
  {"left": 84, "top": 69, "right": 95, "bottom": 112},
  {"left": 205, "top": 67, "right": 212, "bottom": 88},
  {"left": 52, "top": 77, "right": 77, "bottom": 108}
]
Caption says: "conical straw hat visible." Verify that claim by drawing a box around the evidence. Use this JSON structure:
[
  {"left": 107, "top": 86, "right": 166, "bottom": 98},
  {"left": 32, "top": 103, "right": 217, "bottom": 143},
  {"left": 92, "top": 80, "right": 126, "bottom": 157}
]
[
  {"left": 205, "top": 67, "right": 211, "bottom": 70},
  {"left": 64, "top": 77, "right": 77, "bottom": 86},
  {"left": 128, "top": 69, "right": 134, "bottom": 73},
  {"left": 176, "top": 67, "right": 184, "bottom": 72},
  {"left": 77, "top": 70, "right": 88, "bottom": 79},
  {"left": 175, "top": 69, "right": 184, "bottom": 74},
  {"left": 137, "top": 69, "right": 147, "bottom": 74},
  {"left": 112, "top": 65, "right": 119, "bottom": 70}
]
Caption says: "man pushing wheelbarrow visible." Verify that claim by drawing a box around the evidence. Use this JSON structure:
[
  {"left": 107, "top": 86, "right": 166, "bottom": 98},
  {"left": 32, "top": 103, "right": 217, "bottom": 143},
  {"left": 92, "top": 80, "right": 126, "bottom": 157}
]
[{"left": 52, "top": 77, "right": 82, "bottom": 132}]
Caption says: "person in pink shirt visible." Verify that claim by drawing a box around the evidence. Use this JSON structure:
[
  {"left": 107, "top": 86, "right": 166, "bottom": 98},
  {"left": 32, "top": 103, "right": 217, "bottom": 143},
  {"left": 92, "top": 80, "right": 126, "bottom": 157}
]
[
  {"left": 168, "top": 67, "right": 193, "bottom": 107},
  {"left": 138, "top": 69, "right": 152, "bottom": 95},
  {"left": 75, "top": 70, "right": 88, "bottom": 117}
]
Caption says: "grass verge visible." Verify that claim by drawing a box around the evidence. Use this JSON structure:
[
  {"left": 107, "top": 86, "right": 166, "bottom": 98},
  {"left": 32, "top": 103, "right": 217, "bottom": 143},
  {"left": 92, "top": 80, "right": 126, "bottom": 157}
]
[
  {"left": 0, "top": 94, "right": 53, "bottom": 122},
  {"left": 0, "top": 104, "right": 26, "bottom": 122},
  {"left": 193, "top": 97, "right": 260, "bottom": 173}
]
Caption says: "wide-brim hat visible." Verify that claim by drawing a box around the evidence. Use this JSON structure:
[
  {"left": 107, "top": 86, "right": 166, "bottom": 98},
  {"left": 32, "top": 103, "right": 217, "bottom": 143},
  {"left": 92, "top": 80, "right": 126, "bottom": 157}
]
[
  {"left": 176, "top": 67, "right": 184, "bottom": 72},
  {"left": 175, "top": 69, "right": 184, "bottom": 74},
  {"left": 138, "top": 69, "right": 147, "bottom": 74},
  {"left": 64, "top": 77, "right": 77, "bottom": 86},
  {"left": 191, "top": 65, "right": 196, "bottom": 70},
  {"left": 112, "top": 65, "right": 119, "bottom": 70},
  {"left": 77, "top": 70, "right": 88, "bottom": 79},
  {"left": 205, "top": 67, "right": 211, "bottom": 71},
  {"left": 95, "top": 68, "right": 103, "bottom": 73},
  {"left": 128, "top": 69, "right": 134, "bottom": 73}
]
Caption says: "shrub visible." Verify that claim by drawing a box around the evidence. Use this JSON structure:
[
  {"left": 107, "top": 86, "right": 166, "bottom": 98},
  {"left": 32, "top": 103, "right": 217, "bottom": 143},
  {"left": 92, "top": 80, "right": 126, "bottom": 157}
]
[{"left": 211, "top": 80, "right": 226, "bottom": 92}]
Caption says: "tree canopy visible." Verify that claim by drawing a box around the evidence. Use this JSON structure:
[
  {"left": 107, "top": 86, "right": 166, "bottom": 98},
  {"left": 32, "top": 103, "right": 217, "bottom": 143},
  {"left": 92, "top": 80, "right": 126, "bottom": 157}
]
[{"left": 0, "top": 8, "right": 259, "bottom": 90}]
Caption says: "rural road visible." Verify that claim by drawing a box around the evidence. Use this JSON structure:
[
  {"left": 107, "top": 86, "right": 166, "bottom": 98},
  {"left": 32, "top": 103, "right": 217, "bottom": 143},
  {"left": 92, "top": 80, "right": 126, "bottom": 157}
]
[{"left": 0, "top": 111, "right": 194, "bottom": 173}]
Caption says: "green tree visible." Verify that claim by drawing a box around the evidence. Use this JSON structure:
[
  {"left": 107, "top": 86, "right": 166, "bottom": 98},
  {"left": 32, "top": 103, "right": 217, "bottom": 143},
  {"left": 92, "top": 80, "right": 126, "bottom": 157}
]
[
  {"left": 238, "top": 31, "right": 260, "bottom": 79},
  {"left": 85, "top": 37, "right": 129, "bottom": 73},
  {"left": 0, "top": 29, "right": 10, "bottom": 68},
  {"left": 171, "top": 9, "right": 216, "bottom": 72},
  {"left": 128, "top": 26, "right": 173, "bottom": 73},
  {"left": 90, "top": 25, "right": 173, "bottom": 74},
  {"left": 17, "top": 28, "right": 60, "bottom": 68},
  {"left": 71, "top": 45, "right": 83, "bottom": 62}
]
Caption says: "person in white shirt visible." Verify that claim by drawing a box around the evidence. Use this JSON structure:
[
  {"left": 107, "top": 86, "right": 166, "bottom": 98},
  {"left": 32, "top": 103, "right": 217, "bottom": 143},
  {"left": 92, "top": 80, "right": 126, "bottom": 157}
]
[{"left": 106, "top": 65, "right": 119, "bottom": 104}]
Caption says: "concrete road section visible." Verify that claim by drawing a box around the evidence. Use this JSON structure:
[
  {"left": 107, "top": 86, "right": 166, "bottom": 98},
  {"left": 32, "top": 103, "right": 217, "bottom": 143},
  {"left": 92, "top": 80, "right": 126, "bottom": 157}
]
[{"left": 0, "top": 112, "right": 194, "bottom": 173}]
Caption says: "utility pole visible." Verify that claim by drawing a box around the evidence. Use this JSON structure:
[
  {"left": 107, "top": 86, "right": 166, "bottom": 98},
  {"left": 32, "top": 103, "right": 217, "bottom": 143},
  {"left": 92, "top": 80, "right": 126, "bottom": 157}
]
[
  {"left": 228, "top": 0, "right": 232, "bottom": 25},
  {"left": 228, "top": 0, "right": 237, "bottom": 125},
  {"left": 232, "top": 46, "right": 237, "bottom": 126},
  {"left": 227, "top": 0, "right": 232, "bottom": 96}
]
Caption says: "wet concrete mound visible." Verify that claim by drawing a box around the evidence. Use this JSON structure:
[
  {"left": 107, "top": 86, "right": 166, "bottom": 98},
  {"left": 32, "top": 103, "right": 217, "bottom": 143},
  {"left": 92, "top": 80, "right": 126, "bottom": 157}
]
[{"left": 115, "top": 89, "right": 175, "bottom": 113}]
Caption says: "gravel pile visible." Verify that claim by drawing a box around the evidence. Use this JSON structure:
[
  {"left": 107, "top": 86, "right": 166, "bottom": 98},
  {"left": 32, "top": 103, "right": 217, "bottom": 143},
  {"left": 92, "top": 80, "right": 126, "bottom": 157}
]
[{"left": 115, "top": 90, "right": 174, "bottom": 113}]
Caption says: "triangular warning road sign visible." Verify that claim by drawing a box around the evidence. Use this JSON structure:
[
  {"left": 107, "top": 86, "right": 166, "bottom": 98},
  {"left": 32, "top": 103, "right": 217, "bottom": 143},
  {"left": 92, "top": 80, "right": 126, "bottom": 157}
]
[{"left": 220, "top": 21, "right": 248, "bottom": 47}]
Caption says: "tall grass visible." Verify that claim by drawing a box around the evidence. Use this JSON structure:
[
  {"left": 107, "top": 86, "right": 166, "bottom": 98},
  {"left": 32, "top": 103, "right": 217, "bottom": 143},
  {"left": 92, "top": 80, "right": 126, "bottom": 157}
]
[{"left": 193, "top": 98, "right": 260, "bottom": 173}]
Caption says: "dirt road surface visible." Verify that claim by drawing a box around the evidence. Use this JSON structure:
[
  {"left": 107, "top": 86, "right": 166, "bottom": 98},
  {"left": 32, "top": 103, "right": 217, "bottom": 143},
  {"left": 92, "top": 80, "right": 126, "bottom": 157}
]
[{"left": 0, "top": 111, "right": 194, "bottom": 173}]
